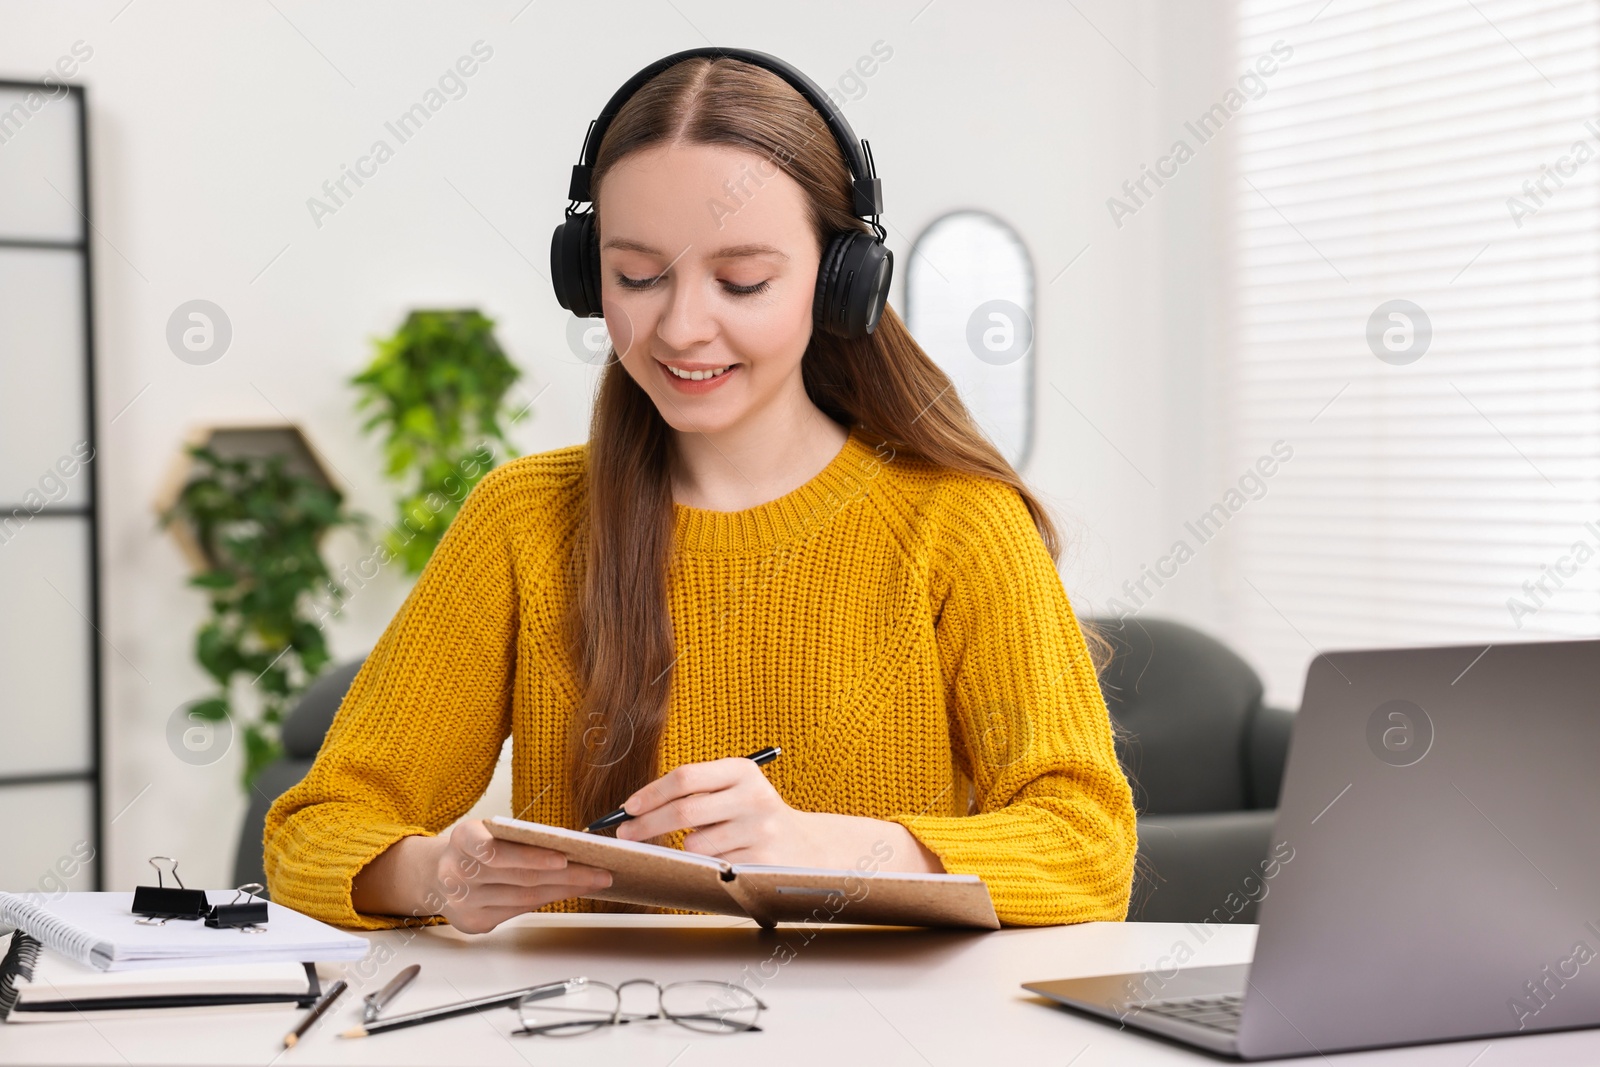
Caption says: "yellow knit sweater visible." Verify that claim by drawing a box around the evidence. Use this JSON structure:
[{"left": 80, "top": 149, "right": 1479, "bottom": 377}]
[{"left": 262, "top": 424, "right": 1138, "bottom": 930}]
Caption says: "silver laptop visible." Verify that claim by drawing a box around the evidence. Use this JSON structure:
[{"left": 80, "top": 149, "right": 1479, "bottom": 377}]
[{"left": 1025, "top": 638, "right": 1600, "bottom": 1059}]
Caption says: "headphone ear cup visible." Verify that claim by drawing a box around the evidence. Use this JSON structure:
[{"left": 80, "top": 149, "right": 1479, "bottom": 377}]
[
  {"left": 550, "top": 211, "right": 604, "bottom": 318},
  {"left": 813, "top": 233, "right": 850, "bottom": 337},
  {"left": 813, "top": 231, "right": 893, "bottom": 339},
  {"left": 581, "top": 215, "right": 602, "bottom": 316}
]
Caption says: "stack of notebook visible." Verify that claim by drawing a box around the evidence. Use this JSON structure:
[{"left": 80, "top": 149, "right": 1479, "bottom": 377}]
[{"left": 0, "top": 890, "right": 369, "bottom": 1022}]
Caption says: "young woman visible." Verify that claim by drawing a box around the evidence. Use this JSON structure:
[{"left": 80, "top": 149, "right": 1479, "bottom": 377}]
[{"left": 263, "top": 54, "right": 1137, "bottom": 934}]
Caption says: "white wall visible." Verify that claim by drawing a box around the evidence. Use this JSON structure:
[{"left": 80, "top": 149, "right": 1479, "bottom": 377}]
[{"left": 0, "top": 0, "right": 1236, "bottom": 891}]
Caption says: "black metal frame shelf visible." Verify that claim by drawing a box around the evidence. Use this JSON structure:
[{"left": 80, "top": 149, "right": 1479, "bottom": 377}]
[
  {"left": 0, "top": 237, "right": 84, "bottom": 251},
  {"left": 0, "top": 770, "right": 95, "bottom": 789},
  {"left": 0, "top": 78, "right": 103, "bottom": 890},
  {"left": 0, "top": 506, "right": 92, "bottom": 517}
]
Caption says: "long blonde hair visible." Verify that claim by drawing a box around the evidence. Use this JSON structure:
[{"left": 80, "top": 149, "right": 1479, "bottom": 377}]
[{"left": 564, "top": 55, "right": 1107, "bottom": 827}]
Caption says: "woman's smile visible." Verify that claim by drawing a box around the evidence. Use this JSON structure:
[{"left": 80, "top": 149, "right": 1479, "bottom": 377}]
[{"left": 657, "top": 358, "right": 741, "bottom": 393}]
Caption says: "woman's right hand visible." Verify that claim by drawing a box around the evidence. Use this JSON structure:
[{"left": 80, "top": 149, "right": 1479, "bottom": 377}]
[{"left": 354, "top": 819, "right": 613, "bottom": 934}]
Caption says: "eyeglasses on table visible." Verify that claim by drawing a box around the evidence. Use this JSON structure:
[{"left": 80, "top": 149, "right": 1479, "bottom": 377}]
[{"left": 513, "top": 977, "right": 766, "bottom": 1037}]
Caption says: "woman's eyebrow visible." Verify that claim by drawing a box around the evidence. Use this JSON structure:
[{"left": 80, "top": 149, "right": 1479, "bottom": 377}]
[{"left": 603, "top": 238, "right": 789, "bottom": 261}]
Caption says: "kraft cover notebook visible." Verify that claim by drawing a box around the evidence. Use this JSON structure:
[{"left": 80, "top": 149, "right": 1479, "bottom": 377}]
[
  {"left": 0, "top": 931, "right": 322, "bottom": 1022},
  {"left": 484, "top": 815, "right": 1001, "bottom": 929}
]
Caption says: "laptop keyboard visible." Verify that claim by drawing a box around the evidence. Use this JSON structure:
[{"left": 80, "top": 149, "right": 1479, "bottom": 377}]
[{"left": 1129, "top": 992, "right": 1244, "bottom": 1033}]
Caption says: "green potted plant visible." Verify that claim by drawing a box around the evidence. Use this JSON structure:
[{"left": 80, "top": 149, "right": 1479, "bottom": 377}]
[
  {"left": 160, "top": 443, "right": 361, "bottom": 791},
  {"left": 351, "top": 308, "right": 525, "bottom": 574}
]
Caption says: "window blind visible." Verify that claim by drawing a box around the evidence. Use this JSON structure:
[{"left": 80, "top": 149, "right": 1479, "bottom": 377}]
[{"left": 1227, "top": 0, "right": 1600, "bottom": 705}]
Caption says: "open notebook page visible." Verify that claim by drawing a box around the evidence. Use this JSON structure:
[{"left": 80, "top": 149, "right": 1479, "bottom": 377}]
[
  {"left": 729, "top": 864, "right": 987, "bottom": 882},
  {"left": 485, "top": 816, "right": 743, "bottom": 916},
  {"left": 485, "top": 817, "right": 729, "bottom": 869}
]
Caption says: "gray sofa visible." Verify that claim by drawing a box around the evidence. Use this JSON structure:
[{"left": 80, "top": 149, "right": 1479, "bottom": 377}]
[
  {"left": 1087, "top": 616, "right": 1295, "bottom": 924},
  {"left": 234, "top": 658, "right": 365, "bottom": 891}
]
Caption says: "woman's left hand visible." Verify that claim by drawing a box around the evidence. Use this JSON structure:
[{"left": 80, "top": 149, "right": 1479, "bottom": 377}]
[
  {"left": 612, "top": 757, "right": 947, "bottom": 874},
  {"left": 612, "top": 757, "right": 823, "bottom": 865}
]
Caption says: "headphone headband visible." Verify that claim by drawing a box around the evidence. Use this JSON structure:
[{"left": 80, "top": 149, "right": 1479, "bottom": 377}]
[
  {"left": 551, "top": 46, "right": 894, "bottom": 339},
  {"left": 564, "top": 46, "right": 885, "bottom": 224}
]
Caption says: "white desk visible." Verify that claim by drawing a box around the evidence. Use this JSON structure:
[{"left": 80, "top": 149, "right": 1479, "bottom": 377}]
[{"left": 6, "top": 915, "right": 1600, "bottom": 1065}]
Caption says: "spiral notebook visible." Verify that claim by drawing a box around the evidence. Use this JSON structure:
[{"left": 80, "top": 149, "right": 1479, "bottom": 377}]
[{"left": 0, "top": 890, "right": 370, "bottom": 972}]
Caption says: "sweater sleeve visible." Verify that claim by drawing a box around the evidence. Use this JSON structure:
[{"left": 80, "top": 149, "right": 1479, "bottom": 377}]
[
  {"left": 883, "top": 478, "right": 1138, "bottom": 926},
  {"left": 261, "top": 465, "right": 525, "bottom": 931}
]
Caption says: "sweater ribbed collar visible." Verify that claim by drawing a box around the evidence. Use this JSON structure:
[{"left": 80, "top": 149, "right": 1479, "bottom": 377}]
[{"left": 672, "top": 424, "right": 877, "bottom": 555}]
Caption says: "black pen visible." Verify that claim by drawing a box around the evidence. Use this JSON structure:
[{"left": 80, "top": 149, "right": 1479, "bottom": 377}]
[
  {"left": 340, "top": 979, "right": 583, "bottom": 1038},
  {"left": 585, "top": 746, "right": 782, "bottom": 832},
  {"left": 284, "top": 977, "right": 347, "bottom": 1048}
]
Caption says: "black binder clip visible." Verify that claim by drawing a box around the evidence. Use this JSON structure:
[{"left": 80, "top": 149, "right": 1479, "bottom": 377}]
[
  {"left": 132, "top": 856, "right": 210, "bottom": 925},
  {"left": 205, "top": 883, "right": 269, "bottom": 932}
]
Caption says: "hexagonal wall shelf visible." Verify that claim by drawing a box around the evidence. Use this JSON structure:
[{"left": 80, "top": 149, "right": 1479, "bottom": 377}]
[{"left": 155, "top": 422, "right": 343, "bottom": 573}]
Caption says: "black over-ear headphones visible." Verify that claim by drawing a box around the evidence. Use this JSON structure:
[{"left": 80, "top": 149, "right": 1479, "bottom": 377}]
[{"left": 550, "top": 46, "right": 894, "bottom": 340}]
